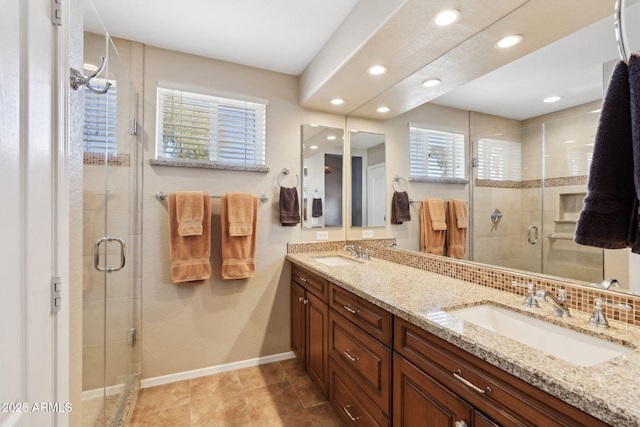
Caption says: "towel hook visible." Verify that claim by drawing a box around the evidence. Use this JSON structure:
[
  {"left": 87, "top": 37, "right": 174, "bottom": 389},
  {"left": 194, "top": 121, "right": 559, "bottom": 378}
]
[
  {"left": 615, "top": 0, "right": 630, "bottom": 65},
  {"left": 277, "top": 168, "right": 299, "bottom": 187},
  {"left": 393, "top": 175, "right": 408, "bottom": 192},
  {"left": 70, "top": 56, "right": 112, "bottom": 94}
]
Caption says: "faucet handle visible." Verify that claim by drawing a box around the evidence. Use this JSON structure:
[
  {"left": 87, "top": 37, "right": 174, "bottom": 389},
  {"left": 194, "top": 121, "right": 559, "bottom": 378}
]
[
  {"left": 589, "top": 298, "right": 631, "bottom": 328},
  {"left": 512, "top": 281, "right": 538, "bottom": 308}
]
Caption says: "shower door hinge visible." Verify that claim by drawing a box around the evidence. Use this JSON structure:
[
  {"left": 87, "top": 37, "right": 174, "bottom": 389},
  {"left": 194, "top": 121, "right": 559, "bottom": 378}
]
[
  {"left": 472, "top": 157, "right": 479, "bottom": 168},
  {"left": 128, "top": 328, "right": 137, "bottom": 347},
  {"left": 51, "top": 0, "right": 62, "bottom": 26},
  {"left": 129, "top": 118, "right": 139, "bottom": 136},
  {"left": 51, "top": 276, "right": 62, "bottom": 313}
]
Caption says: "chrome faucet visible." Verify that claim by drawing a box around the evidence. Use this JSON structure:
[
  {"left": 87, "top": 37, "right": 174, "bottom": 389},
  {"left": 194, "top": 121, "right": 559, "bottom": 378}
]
[
  {"left": 599, "top": 278, "right": 621, "bottom": 290},
  {"left": 343, "top": 245, "right": 358, "bottom": 257},
  {"left": 512, "top": 281, "right": 538, "bottom": 308},
  {"left": 535, "top": 289, "right": 571, "bottom": 317},
  {"left": 589, "top": 298, "right": 631, "bottom": 328}
]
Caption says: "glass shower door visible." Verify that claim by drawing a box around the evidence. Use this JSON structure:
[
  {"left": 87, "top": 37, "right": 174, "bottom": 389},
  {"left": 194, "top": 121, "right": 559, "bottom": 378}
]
[{"left": 82, "top": 4, "right": 140, "bottom": 424}]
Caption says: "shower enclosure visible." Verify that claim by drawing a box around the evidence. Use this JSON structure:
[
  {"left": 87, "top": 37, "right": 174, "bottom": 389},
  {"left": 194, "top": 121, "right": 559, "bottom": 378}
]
[
  {"left": 471, "top": 105, "right": 604, "bottom": 284},
  {"left": 81, "top": 1, "right": 142, "bottom": 425}
]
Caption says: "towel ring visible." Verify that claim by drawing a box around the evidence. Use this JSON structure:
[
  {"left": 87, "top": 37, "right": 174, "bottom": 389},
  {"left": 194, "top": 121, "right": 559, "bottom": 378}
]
[
  {"left": 277, "top": 168, "right": 299, "bottom": 187},
  {"left": 393, "top": 175, "right": 408, "bottom": 192},
  {"left": 615, "top": 0, "right": 631, "bottom": 65}
]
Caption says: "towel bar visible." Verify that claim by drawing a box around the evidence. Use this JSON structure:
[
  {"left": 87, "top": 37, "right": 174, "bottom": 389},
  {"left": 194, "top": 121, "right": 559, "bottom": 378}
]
[{"left": 156, "top": 191, "right": 269, "bottom": 203}]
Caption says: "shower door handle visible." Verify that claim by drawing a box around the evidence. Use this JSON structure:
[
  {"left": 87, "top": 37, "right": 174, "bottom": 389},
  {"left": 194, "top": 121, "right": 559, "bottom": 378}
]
[
  {"left": 94, "top": 236, "right": 127, "bottom": 272},
  {"left": 527, "top": 226, "right": 539, "bottom": 244}
]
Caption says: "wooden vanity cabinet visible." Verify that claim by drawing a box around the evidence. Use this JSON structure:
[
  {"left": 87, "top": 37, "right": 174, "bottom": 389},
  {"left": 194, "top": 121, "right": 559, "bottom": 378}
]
[
  {"left": 394, "top": 317, "right": 610, "bottom": 427},
  {"left": 328, "top": 284, "right": 392, "bottom": 425},
  {"left": 290, "top": 266, "right": 329, "bottom": 394}
]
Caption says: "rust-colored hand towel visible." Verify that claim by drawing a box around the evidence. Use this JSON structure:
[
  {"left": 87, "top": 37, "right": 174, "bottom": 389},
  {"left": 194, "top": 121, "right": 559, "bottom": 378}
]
[
  {"left": 176, "top": 191, "right": 204, "bottom": 236},
  {"left": 168, "top": 192, "right": 211, "bottom": 284},
  {"left": 420, "top": 199, "right": 446, "bottom": 255},
  {"left": 446, "top": 199, "right": 467, "bottom": 259},
  {"left": 426, "top": 198, "right": 447, "bottom": 231},
  {"left": 221, "top": 194, "right": 257, "bottom": 280},
  {"left": 227, "top": 192, "right": 254, "bottom": 236}
]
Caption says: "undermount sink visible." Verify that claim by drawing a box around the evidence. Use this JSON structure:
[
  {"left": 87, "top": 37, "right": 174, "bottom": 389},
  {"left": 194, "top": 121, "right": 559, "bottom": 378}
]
[
  {"left": 447, "top": 303, "right": 633, "bottom": 367},
  {"left": 313, "top": 255, "right": 363, "bottom": 267}
]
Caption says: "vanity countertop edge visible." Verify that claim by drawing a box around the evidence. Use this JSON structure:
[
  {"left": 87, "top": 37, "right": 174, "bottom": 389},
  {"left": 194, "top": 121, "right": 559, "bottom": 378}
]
[{"left": 286, "top": 251, "right": 640, "bottom": 426}]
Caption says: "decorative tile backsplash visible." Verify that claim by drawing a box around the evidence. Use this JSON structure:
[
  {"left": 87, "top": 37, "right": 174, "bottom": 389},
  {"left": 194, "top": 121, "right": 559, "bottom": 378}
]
[{"left": 288, "top": 239, "right": 639, "bottom": 327}]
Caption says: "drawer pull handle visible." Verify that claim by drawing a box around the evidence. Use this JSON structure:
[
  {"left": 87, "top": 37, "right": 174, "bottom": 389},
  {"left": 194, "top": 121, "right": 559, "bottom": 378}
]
[
  {"left": 303, "top": 298, "right": 308, "bottom": 305},
  {"left": 343, "top": 405, "right": 360, "bottom": 421},
  {"left": 453, "top": 370, "right": 491, "bottom": 394},
  {"left": 298, "top": 296, "right": 304, "bottom": 303},
  {"left": 298, "top": 276, "right": 308, "bottom": 282},
  {"left": 343, "top": 304, "right": 360, "bottom": 315},
  {"left": 343, "top": 349, "right": 360, "bottom": 362},
  {"left": 455, "top": 421, "right": 468, "bottom": 427}
]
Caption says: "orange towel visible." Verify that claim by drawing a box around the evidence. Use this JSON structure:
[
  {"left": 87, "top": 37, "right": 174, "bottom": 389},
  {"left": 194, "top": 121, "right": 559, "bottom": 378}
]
[
  {"left": 221, "top": 194, "right": 257, "bottom": 280},
  {"left": 420, "top": 199, "right": 446, "bottom": 255},
  {"left": 168, "top": 192, "right": 211, "bottom": 284},
  {"left": 446, "top": 199, "right": 467, "bottom": 259},
  {"left": 426, "top": 198, "right": 447, "bottom": 230},
  {"left": 176, "top": 191, "right": 205, "bottom": 236},
  {"left": 227, "top": 192, "right": 254, "bottom": 236}
]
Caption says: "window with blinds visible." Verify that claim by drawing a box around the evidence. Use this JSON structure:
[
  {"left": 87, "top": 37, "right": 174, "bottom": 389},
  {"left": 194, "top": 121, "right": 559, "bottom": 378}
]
[
  {"left": 476, "top": 138, "right": 521, "bottom": 181},
  {"left": 156, "top": 87, "right": 267, "bottom": 166},
  {"left": 409, "top": 125, "right": 466, "bottom": 181},
  {"left": 83, "top": 79, "right": 117, "bottom": 154}
]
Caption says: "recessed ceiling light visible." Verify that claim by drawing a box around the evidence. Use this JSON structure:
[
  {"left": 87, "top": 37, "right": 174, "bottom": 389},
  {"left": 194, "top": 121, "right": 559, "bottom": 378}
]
[
  {"left": 543, "top": 96, "right": 561, "bottom": 103},
  {"left": 310, "top": 145, "right": 318, "bottom": 150},
  {"left": 422, "top": 78, "right": 441, "bottom": 88},
  {"left": 368, "top": 65, "right": 387, "bottom": 76},
  {"left": 83, "top": 63, "right": 98, "bottom": 72},
  {"left": 330, "top": 98, "right": 345, "bottom": 105},
  {"left": 591, "top": 109, "right": 602, "bottom": 114},
  {"left": 496, "top": 35, "right": 523, "bottom": 49},
  {"left": 377, "top": 106, "right": 390, "bottom": 113},
  {"left": 434, "top": 9, "right": 460, "bottom": 26},
  {"left": 327, "top": 135, "right": 336, "bottom": 140}
]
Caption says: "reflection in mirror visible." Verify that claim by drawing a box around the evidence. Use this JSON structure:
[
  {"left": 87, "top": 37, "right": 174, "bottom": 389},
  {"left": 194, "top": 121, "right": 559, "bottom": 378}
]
[
  {"left": 301, "top": 124, "right": 344, "bottom": 228},
  {"left": 350, "top": 131, "right": 386, "bottom": 227}
]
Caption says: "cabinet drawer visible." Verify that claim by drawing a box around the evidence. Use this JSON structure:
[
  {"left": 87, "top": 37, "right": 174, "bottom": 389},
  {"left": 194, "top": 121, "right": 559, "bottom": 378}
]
[
  {"left": 291, "top": 265, "right": 328, "bottom": 301},
  {"left": 394, "top": 318, "right": 609, "bottom": 427},
  {"left": 329, "top": 359, "right": 390, "bottom": 427},
  {"left": 329, "top": 284, "right": 392, "bottom": 346},
  {"left": 329, "top": 310, "right": 391, "bottom": 414}
]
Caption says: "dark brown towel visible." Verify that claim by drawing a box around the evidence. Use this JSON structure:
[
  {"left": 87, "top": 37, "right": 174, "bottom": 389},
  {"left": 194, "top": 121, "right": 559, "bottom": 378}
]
[
  {"left": 279, "top": 187, "right": 300, "bottom": 226},
  {"left": 629, "top": 54, "right": 640, "bottom": 253},
  {"left": 391, "top": 191, "right": 411, "bottom": 224},
  {"left": 311, "top": 197, "right": 323, "bottom": 217},
  {"left": 575, "top": 60, "right": 637, "bottom": 250}
]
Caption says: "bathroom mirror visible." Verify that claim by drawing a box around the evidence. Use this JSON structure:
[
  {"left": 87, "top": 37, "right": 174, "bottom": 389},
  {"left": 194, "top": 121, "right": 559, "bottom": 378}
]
[
  {"left": 344, "top": 1, "right": 640, "bottom": 295},
  {"left": 350, "top": 130, "right": 386, "bottom": 227},
  {"left": 301, "top": 124, "right": 344, "bottom": 228}
]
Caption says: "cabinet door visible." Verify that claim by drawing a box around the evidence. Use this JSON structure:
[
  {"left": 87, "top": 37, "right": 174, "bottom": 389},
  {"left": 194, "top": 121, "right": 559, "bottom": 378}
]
[
  {"left": 474, "top": 410, "right": 501, "bottom": 427},
  {"left": 291, "top": 282, "right": 306, "bottom": 362},
  {"left": 306, "top": 291, "right": 329, "bottom": 393},
  {"left": 394, "top": 354, "right": 473, "bottom": 427}
]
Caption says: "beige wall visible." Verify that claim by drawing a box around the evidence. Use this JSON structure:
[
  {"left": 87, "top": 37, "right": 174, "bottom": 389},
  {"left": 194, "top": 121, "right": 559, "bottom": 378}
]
[{"left": 140, "top": 46, "right": 345, "bottom": 379}]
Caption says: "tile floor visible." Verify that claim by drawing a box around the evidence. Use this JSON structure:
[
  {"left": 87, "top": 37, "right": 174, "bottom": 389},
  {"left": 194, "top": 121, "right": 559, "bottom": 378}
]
[{"left": 127, "top": 358, "right": 345, "bottom": 426}]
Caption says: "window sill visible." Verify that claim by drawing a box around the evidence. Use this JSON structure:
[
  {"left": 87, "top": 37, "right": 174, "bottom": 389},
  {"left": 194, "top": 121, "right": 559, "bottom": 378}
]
[
  {"left": 409, "top": 177, "right": 468, "bottom": 185},
  {"left": 149, "top": 158, "right": 269, "bottom": 173}
]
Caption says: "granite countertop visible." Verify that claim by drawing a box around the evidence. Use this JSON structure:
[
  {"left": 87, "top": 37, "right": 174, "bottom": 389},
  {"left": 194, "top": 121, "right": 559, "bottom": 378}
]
[{"left": 287, "top": 251, "right": 640, "bottom": 426}]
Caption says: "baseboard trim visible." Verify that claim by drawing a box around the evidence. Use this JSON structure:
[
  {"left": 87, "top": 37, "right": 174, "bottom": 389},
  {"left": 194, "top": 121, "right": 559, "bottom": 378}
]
[{"left": 140, "top": 351, "right": 296, "bottom": 389}]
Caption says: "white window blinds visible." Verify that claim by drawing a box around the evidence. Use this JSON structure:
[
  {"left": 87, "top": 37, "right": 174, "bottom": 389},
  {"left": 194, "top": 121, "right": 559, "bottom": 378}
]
[
  {"left": 83, "top": 79, "right": 117, "bottom": 154},
  {"left": 477, "top": 138, "right": 521, "bottom": 181},
  {"left": 409, "top": 125, "right": 465, "bottom": 181},
  {"left": 156, "top": 87, "right": 266, "bottom": 165}
]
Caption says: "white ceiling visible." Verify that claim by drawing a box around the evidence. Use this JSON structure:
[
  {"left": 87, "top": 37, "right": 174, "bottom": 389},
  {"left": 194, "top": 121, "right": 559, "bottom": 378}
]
[
  {"left": 87, "top": 0, "right": 359, "bottom": 76},
  {"left": 86, "top": 0, "right": 639, "bottom": 121}
]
